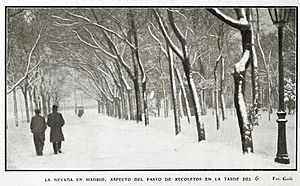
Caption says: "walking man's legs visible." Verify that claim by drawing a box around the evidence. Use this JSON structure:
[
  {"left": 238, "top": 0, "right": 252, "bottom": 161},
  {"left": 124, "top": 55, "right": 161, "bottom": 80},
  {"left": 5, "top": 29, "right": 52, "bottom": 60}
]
[
  {"left": 53, "top": 142, "right": 58, "bottom": 154},
  {"left": 38, "top": 133, "right": 45, "bottom": 155},
  {"left": 57, "top": 141, "right": 62, "bottom": 153},
  {"left": 34, "top": 134, "right": 44, "bottom": 156},
  {"left": 52, "top": 141, "right": 62, "bottom": 154},
  {"left": 33, "top": 135, "right": 39, "bottom": 155}
]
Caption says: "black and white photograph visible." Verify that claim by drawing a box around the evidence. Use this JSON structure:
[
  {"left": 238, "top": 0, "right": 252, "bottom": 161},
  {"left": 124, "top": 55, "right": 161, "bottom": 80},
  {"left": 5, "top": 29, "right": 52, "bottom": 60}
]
[{"left": 1, "top": 0, "right": 300, "bottom": 185}]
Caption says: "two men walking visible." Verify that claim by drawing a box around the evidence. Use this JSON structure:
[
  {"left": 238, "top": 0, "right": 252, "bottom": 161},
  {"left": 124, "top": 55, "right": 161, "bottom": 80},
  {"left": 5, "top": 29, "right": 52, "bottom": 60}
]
[{"left": 30, "top": 105, "right": 65, "bottom": 156}]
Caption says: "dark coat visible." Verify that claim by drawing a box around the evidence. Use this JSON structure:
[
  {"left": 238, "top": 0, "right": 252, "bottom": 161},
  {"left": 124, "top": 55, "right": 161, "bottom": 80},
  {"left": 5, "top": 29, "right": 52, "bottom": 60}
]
[
  {"left": 30, "top": 115, "right": 47, "bottom": 134},
  {"left": 47, "top": 112, "right": 65, "bottom": 142}
]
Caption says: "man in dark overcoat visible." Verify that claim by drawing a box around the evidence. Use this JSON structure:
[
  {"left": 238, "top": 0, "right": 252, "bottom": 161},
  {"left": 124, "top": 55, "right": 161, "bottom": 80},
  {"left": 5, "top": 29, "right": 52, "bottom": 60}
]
[
  {"left": 30, "top": 109, "right": 47, "bottom": 156},
  {"left": 47, "top": 105, "right": 65, "bottom": 154}
]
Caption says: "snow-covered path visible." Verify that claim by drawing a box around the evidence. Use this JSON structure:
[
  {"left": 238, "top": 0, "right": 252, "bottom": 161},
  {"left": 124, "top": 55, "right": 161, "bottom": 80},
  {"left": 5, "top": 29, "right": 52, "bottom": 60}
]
[{"left": 6, "top": 109, "right": 296, "bottom": 170}]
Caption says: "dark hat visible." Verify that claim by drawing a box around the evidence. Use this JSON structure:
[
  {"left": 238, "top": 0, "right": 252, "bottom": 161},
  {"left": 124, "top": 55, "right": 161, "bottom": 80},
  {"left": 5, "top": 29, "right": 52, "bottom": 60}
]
[
  {"left": 52, "top": 105, "right": 59, "bottom": 109},
  {"left": 34, "top": 109, "right": 41, "bottom": 114}
]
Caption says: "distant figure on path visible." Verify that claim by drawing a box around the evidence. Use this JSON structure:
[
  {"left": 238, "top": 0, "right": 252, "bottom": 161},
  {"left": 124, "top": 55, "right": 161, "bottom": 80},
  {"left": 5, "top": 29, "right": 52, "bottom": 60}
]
[
  {"left": 47, "top": 105, "right": 65, "bottom": 154},
  {"left": 30, "top": 109, "right": 47, "bottom": 156},
  {"left": 77, "top": 107, "right": 84, "bottom": 118}
]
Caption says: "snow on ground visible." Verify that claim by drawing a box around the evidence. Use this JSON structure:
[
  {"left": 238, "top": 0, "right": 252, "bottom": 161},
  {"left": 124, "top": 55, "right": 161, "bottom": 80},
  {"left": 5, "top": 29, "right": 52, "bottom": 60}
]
[{"left": 6, "top": 109, "right": 296, "bottom": 170}]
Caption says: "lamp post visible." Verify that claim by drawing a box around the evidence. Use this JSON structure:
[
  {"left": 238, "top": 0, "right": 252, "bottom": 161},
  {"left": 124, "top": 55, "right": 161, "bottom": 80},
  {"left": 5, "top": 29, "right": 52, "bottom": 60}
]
[{"left": 268, "top": 8, "right": 291, "bottom": 164}]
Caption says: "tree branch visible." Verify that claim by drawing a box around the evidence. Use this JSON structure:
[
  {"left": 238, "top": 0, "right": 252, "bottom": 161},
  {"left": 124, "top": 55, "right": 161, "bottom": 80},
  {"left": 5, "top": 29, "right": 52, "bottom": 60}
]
[
  {"left": 67, "top": 10, "right": 136, "bottom": 49},
  {"left": 7, "top": 28, "right": 43, "bottom": 94},
  {"left": 153, "top": 9, "right": 184, "bottom": 61},
  {"left": 148, "top": 25, "right": 168, "bottom": 58},
  {"left": 207, "top": 8, "right": 248, "bottom": 29},
  {"left": 234, "top": 50, "right": 250, "bottom": 73}
]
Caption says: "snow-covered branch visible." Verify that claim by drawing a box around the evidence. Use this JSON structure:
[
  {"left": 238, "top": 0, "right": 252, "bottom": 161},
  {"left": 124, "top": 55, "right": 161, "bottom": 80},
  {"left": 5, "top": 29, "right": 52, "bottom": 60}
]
[
  {"left": 27, "top": 73, "right": 46, "bottom": 88},
  {"left": 71, "top": 29, "right": 99, "bottom": 49},
  {"left": 71, "top": 72, "right": 103, "bottom": 102},
  {"left": 145, "top": 59, "right": 158, "bottom": 73},
  {"left": 207, "top": 8, "right": 248, "bottom": 29},
  {"left": 191, "top": 48, "right": 202, "bottom": 67},
  {"left": 55, "top": 43, "right": 111, "bottom": 79},
  {"left": 80, "top": 65, "right": 114, "bottom": 102},
  {"left": 93, "top": 50, "right": 121, "bottom": 88},
  {"left": 72, "top": 28, "right": 116, "bottom": 60},
  {"left": 148, "top": 26, "right": 168, "bottom": 58},
  {"left": 153, "top": 9, "right": 184, "bottom": 61},
  {"left": 129, "top": 13, "right": 146, "bottom": 84},
  {"left": 103, "top": 32, "right": 134, "bottom": 80},
  {"left": 51, "top": 15, "right": 75, "bottom": 22},
  {"left": 7, "top": 29, "right": 43, "bottom": 94},
  {"left": 103, "top": 76, "right": 115, "bottom": 98},
  {"left": 67, "top": 10, "right": 136, "bottom": 49},
  {"left": 121, "top": 71, "right": 131, "bottom": 90},
  {"left": 191, "top": 71, "right": 206, "bottom": 81},
  {"left": 167, "top": 10, "right": 187, "bottom": 46},
  {"left": 234, "top": 50, "right": 250, "bottom": 73}
]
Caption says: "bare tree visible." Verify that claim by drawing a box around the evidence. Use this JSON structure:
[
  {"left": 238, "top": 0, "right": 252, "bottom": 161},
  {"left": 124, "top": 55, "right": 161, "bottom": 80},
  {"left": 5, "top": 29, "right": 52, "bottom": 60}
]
[
  {"left": 154, "top": 9, "right": 206, "bottom": 141},
  {"left": 207, "top": 8, "right": 259, "bottom": 153}
]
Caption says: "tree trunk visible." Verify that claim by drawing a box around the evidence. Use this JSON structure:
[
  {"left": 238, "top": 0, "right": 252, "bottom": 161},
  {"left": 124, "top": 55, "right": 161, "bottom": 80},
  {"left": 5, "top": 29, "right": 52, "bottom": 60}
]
[
  {"left": 108, "top": 101, "right": 111, "bottom": 117},
  {"left": 28, "top": 88, "right": 34, "bottom": 117},
  {"left": 13, "top": 88, "right": 19, "bottom": 127},
  {"left": 130, "top": 11, "right": 148, "bottom": 126},
  {"left": 142, "top": 82, "right": 149, "bottom": 126},
  {"left": 97, "top": 100, "right": 101, "bottom": 113},
  {"left": 161, "top": 80, "right": 168, "bottom": 118},
  {"left": 167, "top": 45, "right": 181, "bottom": 135},
  {"left": 165, "top": 95, "right": 169, "bottom": 117},
  {"left": 113, "top": 100, "right": 117, "bottom": 118},
  {"left": 237, "top": 27, "right": 256, "bottom": 153},
  {"left": 248, "top": 18, "right": 260, "bottom": 127},
  {"left": 214, "top": 58, "right": 220, "bottom": 130},
  {"left": 130, "top": 46, "right": 142, "bottom": 122},
  {"left": 211, "top": 90, "right": 214, "bottom": 115},
  {"left": 268, "top": 81, "right": 272, "bottom": 121},
  {"left": 256, "top": 9, "right": 272, "bottom": 121},
  {"left": 156, "top": 96, "right": 161, "bottom": 117},
  {"left": 207, "top": 8, "right": 257, "bottom": 153},
  {"left": 112, "top": 101, "right": 116, "bottom": 117},
  {"left": 250, "top": 57, "right": 259, "bottom": 125},
  {"left": 117, "top": 98, "right": 122, "bottom": 119},
  {"left": 231, "top": 92, "right": 235, "bottom": 116},
  {"left": 21, "top": 86, "right": 30, "bottom": 123},
  {"left": 110, "top": 101, "right": 114, "bottom": 117},
  {"left": 178, "top": 89, "right": 184, "bottom": 118},
  {"left": 201, "top": 89, "right": 207, "bottom": 115},
  {"left": 175, "top": 68, "right": 191, "bottom": 123},
  {"left": 260, "top": 83, "right": 263, "bottom": 108},
  {"left": 32, "top": 86, "right": 39, "bottom": 109},
  {"left": 236, "top": 25, "right": 257, "bottom": 154},
  {"left": 133, "top": 79, "right": 142, "bottom": 122},
  {"left": 128, "top": 90, "right": 134, "bottom": 120},
  {"left": 41, "top": 93, "right": 47, "bottom": 117},
  {"left": 158, "top": 49, "right": 168, "bottom": 118},
  {"left": 122, "top": 91, "right": 129, "bottom": 120},
  {"left": 106, "top": 101, "right": 109, "bottom": 116},
  {"left": 186, "top": 70, "right": 206, "bottom": 141},
  {"left": 216, "top": 22, "right": 226, "bottom": 121},
  {"left": 219, "top": 57, "right": 226, "bottom": 120},
  {"left": 233, "top": 51, "right": 253, "bottom": 153},
  {"left": 74, "top": 91, "right": 78, "bottom": 114},
  {"left": 127, "top": 13, "right": 142, "bottom": 123},
  {"left": 199, "top": 89, "right": 203, "bottom": 115},
  {"left": 47, "top": 96, "right": 51, "bottom": 115}
]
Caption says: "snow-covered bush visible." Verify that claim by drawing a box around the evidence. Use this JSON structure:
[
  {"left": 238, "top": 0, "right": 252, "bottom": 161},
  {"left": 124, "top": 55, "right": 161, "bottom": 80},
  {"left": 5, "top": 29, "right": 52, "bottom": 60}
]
[{"left": 284, "top": 78, "right": 296, "bottom": 114}]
